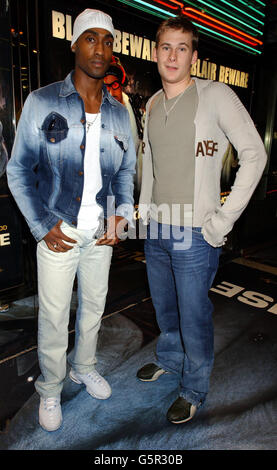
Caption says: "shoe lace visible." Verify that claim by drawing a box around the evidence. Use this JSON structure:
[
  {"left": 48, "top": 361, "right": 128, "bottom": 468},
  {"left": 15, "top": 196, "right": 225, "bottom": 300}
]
[
  {"left": 44, "top": 397, "right": 59, "bottom": 412},
  {"left": 87, "top": 370, "right": 102, "bottom": 384}
]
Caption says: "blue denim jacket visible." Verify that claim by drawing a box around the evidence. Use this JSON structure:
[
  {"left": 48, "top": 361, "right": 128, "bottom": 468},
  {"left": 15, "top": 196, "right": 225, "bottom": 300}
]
[{"left": 7, "top": 71, "right": 136, "bottom": 241}]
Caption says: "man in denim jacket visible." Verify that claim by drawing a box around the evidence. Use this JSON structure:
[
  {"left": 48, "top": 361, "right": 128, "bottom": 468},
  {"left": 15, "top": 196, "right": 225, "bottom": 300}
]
[{"left": 7, "top": 9, "right": 136, "bottom": 432}]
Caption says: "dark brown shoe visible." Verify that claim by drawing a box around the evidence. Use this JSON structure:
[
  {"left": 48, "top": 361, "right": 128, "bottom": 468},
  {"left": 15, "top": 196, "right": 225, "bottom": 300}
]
[
  {"left": 167, "top": 397, "right": 197, "bottom": 424},
  {"left": 137, "top": 363, "right": 167, "bottom": 381}
]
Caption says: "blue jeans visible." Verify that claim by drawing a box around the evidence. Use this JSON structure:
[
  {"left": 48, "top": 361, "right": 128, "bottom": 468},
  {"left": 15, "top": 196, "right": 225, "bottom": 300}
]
[
  {"left": 144, "top": 221, "right": 221, "bottom": 406},
  {"left": 35, "top": 222, "right": 113, "bottom": 398}
]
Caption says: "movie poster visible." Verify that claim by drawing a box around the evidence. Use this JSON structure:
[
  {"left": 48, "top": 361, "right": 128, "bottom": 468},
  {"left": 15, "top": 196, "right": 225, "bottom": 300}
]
[
  {"left": 0, "top": 0, "right": 23, "bottom": 294},
  {"left": 0, "top": 0, "right": 14, "bottom": 177}
]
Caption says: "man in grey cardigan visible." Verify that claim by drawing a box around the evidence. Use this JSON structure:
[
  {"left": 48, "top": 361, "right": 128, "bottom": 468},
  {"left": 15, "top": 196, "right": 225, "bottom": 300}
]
[{"left": 137, "top": 16, "right": 267, "bottom": 424}]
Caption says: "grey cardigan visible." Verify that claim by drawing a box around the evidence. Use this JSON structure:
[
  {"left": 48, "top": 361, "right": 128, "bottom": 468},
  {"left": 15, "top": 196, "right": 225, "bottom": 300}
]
[{"left": 138, "top": 78, "right": 267, "bottom": 247}]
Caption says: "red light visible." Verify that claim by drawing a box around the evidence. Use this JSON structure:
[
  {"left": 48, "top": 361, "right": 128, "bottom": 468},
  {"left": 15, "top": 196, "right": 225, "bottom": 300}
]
[
  {"left": 154, "top": 0, "right": 179, "bottom": 9},
  {"left": 152, "top": 0, "right": 183, "bottom": 9},
  {"left": 150, "top": 1, "right": 263, "bottom": 47},
  {"left": 183, "top": 11, "right": 258, "bottom": 45},
  {"left": 184, "top": 7, "right": 263, "bottom": 46}
]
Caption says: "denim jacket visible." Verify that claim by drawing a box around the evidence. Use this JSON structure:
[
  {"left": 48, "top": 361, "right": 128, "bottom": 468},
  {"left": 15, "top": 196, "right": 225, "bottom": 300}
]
[{"left": 7, "top": 72, "right": 136, "bottom": 241}]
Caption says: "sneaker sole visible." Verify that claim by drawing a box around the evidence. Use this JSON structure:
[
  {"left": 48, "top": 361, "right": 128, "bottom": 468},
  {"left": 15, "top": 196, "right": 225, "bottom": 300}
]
[
  {"left": 69, "top": 371, "right": 111, "bottom": 400},
  {"left": 39, "top": 419, "right": 62, "bottom": 432},
  {"left": 169, "top": 416, "right": 194, "bottom": 424},
  {"left": 69, "top": 371, "right": 82, "bottom": 385},
  {"left": 138, "top": 369, "right": 167, "bottom": 382}
]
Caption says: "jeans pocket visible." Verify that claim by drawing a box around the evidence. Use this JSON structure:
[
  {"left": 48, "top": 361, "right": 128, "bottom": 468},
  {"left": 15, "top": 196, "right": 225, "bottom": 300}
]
[
  {"left": 59, "top": 221, "right": 79, "bottom": 245},
  {"left": 60, "top": 221, "right": 70, "bottom": 230}
]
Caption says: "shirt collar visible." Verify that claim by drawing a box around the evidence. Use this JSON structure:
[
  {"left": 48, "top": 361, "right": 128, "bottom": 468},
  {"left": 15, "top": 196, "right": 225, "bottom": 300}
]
[{"left": 59, "top": 71, "right": 116, "bottom": 106}]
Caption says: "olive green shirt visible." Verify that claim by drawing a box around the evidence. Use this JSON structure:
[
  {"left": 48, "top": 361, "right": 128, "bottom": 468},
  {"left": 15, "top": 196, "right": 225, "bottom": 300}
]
[{"left": 148, "top": 82, "right": 198, "bottom": 226}]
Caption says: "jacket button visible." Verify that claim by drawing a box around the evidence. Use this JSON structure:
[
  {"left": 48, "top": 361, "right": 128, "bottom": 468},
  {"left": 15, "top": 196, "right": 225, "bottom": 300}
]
[
  {"left": 80, "top": 144, "right": 85, "bottom": 149},
  {"left": 76, "top": 197, "right": 81, "bottom": 202},
  {"left": 78, "top": 171, "right": 83, "bottom": 176},
  {"left": 50, "top": 137, "right": 56, "bottom": 143},
  {"left": 80, "top": 119, "right": 85, "bottom": 124}
]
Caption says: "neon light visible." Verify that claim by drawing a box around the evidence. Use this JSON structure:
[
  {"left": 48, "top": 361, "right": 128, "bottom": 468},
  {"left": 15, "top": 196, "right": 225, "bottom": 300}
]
[
  {"left": 254, "top": 0, "right": 265, "bottom": 5},
  {"left": 196, "top": 27, "right": 257, "bottom": 55},
  {"left": 117, "top": 0, "right": 170, "bottom": 19},
  {"left": 151, "top": 0, "right": 263, "bottom": 48},
  {"left": 194, "top": 21, "right": 262, "bottom": 54},
  {"left": 219, "top": 0, "right": 264, "bottom": 25},
  {"left": 154, "top": 0, "right": 179, "bottom": 9},
  {"left": 182, "top": 0, "right": 263, "bottom": 35},
  {"left": 183, "top": 10, "right": 259, "bottom": 46},
  {"left": 152, "top": 1, "right": 264, "bottom": 41},
  {"left": 156, "top": 0, "right": 183, "bottom": 6},
  {"left": 167, "top": 0, "right": 183, "bottom": 5},
  {"left": 236, "top": 0, "right": 265, "bottom": 17},
  {"left": 184, "top": 7, "right": 263, "bottom": 46},
  {"left": 150, "top": 1, "right": 264, "bottom": 36},
  {"left": 128, "top": 0, "right": 175, "bottom": 16},
  {"left": 116, "top": 1, "right": 263, "bottom": 54}
]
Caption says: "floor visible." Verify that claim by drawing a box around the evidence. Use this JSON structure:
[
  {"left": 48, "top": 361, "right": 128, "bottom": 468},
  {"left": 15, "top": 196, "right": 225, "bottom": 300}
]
[{"left": 0, "top": 238, "right": 276, "bottom": 450}]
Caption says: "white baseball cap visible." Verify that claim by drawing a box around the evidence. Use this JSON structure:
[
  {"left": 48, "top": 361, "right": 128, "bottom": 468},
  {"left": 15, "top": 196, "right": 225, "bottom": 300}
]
[{"left": 71, "top": 9, "right": 115, "bottom": 46}]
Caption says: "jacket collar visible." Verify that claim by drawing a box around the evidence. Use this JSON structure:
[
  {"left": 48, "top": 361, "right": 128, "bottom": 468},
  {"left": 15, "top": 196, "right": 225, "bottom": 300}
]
[
  {"left": 193, "top": 77, "right": 212, "bottom": 93},
  {"left": 59, "top": 71, "right": 116, "bottom": 106}
]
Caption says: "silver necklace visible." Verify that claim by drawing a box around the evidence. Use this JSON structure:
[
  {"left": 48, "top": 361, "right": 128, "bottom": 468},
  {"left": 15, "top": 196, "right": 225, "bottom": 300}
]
[
  {"left": 86, "top": 113, "right": 100, "bottom": 133},
  {"left": 163, "top": 79, "right": 192, "bottom": 125},
  {"left": 86, "top": 91, "right": 103, "bottom": 132}
]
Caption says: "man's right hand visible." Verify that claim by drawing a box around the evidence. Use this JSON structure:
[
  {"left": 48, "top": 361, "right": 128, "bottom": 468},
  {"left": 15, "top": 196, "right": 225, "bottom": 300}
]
[{"left": 43, "top": 220, "right": 77, "bottom": 252}]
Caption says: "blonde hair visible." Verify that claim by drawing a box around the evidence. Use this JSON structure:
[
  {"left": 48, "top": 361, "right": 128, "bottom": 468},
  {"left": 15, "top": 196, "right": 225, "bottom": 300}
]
[{"left": 156, "top": 16, "right": 199, "bottom": 51}]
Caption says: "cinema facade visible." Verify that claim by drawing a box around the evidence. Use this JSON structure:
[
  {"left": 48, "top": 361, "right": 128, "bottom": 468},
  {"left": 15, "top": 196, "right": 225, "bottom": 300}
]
[{"left": 0, "top": 0, "right": 276, "bottom": 297}]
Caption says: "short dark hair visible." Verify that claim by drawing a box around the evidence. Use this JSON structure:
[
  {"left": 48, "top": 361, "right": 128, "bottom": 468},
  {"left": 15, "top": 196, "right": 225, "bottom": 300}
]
[{"left": 156, "top": 16, "right": 199, "bottom": 52}]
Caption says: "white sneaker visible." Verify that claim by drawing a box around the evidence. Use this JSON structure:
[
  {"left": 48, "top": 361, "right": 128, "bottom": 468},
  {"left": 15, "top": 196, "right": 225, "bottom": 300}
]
[
  {"left": 69, "top": 369, "right": 111, "bottom": 399},
  {"left": 39, "top": 396, "right": 62, "bottom": 432}
]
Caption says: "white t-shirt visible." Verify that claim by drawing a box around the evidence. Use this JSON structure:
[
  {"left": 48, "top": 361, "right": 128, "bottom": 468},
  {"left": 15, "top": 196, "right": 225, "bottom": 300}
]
[{"left": 77, "top": 112, "right": 103, "bottom": 231}]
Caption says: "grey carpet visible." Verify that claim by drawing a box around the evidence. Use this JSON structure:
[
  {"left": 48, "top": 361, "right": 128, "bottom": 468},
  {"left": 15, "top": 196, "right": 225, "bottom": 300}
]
[{"left": 0, "top": 301, "right": 276, "bottom": 450}]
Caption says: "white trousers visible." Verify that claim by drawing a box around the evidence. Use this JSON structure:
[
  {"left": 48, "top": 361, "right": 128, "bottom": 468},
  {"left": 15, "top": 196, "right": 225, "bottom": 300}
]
[{"left": 35, "top": 222, "right": 112, "bottom": 398}]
